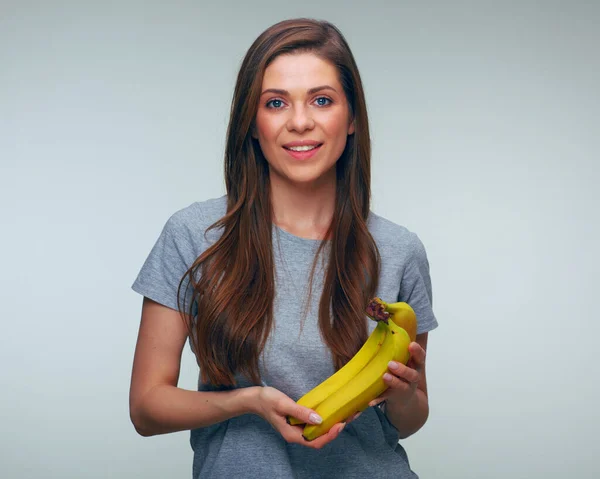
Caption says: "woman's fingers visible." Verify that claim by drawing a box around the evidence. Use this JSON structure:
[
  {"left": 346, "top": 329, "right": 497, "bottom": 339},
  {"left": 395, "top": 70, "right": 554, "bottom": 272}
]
[
  {"left": 282, "top": 417, "right": 345, "bottom": 449},
  {"left": 368, "top": 358, "right": 422, "bottom": 407},
  {"left": 346, "top": 411, "right": 362, "bottom": 423},
  {"left": 277, "top": 401, "right": 346, "bottom": 449},
  {"left": 368, "top": 396, "right": 387, "bottom": 407},
  {"left": 299, "top": 422, "right": 346, "bottom": 449},
  {"left": 408, "top": 341, "right": 426, "bottom": 367},
  {"left": 288, "top": 404, "right": 323, "bottom": 425},
  {"left": 383, "top": 371, "right": 416, "bottom": 391},
  {"left": 387, "top": 360, "right": 420, "bottom": 384},
  {"left": 276, "top": 395, "right": 323, "bottom": 426}
]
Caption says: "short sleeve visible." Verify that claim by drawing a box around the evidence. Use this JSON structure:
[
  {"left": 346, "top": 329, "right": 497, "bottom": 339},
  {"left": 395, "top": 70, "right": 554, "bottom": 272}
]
[
  {"left": 398, "top": 233, "right": 439, "bottom": 334},
  {"left": 131, "top": 211, "right": 199, "bottom": 314}
]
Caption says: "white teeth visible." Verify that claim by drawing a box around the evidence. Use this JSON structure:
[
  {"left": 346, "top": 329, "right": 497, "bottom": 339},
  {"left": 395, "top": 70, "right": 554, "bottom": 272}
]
[{"left": 287, "top": 145, "right": 320, "bottom": 152}]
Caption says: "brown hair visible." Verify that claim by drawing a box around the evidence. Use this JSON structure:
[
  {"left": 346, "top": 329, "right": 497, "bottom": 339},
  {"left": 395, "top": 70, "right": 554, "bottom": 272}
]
[{"left": 178, "top": 18, "right": 381, "bottom": 386}]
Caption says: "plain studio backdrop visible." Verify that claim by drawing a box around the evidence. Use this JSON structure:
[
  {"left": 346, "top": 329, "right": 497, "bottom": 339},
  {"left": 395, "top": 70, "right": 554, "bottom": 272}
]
[{"left": 1, "top": 1, "right": 598, "bottom": 478}]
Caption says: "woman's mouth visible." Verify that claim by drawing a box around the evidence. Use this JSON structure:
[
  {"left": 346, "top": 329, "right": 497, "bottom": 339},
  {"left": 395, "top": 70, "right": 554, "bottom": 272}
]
[{"left": 282, "top": 144, "right": 323, "bottom": 160}]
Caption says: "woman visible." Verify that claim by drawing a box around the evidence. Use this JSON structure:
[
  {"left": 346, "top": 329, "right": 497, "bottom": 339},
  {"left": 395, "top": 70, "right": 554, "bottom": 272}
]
[{"left": 130, "top": 18, "right": 438, "bottom": 478}]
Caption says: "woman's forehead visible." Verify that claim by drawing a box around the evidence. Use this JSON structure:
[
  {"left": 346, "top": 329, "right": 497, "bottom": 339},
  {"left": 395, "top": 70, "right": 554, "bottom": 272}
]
[{"left": 262, "top": 53, "right": 340, "bottom": 91}]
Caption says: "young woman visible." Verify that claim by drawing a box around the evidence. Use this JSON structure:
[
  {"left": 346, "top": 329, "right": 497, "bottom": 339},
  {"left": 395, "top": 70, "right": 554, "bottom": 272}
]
[{"left": 130, "top": 18, "right": 438, "bottom": 478}]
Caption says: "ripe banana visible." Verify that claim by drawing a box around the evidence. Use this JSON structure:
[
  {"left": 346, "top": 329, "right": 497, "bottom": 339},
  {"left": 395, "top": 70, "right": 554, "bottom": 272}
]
[
  {"left": 286, "top": 320, "right": 389, "bottom": 425},
  {"left": 375, "top": 299, "right": 417, "bottom": 342},
  {"left": 302, "top": 319, "right": 411, "bottom": 442},
  {"left": 368, "top": 298, "right": 416, "bottom": 366}
]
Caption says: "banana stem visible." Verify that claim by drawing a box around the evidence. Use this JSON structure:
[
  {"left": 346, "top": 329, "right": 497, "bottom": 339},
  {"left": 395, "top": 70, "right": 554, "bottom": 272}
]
[{"left": 365, "top": 297, "right": 390, "bottom": 324}]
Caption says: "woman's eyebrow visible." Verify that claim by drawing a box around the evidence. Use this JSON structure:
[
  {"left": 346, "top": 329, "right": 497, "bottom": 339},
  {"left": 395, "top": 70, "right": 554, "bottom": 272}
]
[{"left": 260, "top": 85, "right": 337, "bottom": 96}]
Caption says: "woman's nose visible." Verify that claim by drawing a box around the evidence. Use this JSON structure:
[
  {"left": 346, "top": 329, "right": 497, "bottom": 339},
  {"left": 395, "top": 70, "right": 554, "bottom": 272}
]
[{"left": 286, "top": 105, "right": 315, "bottom": 132}]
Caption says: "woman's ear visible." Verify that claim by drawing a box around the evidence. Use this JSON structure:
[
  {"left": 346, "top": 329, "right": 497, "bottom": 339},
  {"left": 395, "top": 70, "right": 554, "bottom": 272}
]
[{"left": 348, "top": 118, "right": 355, "bottom": 135}]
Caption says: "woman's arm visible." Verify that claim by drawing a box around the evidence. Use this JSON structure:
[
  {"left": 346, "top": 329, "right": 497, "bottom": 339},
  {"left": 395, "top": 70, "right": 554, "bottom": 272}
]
[
  {"left": 382, "top": 332, "right": 430, "bottom": 439},
  {"left": 129, "top": 297, "right": 341, "bottom": 449},
  {"left": 129, "top": 297, "right": 261, "bottom": 436}
]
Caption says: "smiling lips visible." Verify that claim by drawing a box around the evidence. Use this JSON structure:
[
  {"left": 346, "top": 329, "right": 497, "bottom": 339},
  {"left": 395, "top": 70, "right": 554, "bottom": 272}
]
[
  {"left": 283, "top": 143, "right": 323, "bottom": 160},
  {"left": 282, "top": 140, "right": 323, "bottom": 160}
]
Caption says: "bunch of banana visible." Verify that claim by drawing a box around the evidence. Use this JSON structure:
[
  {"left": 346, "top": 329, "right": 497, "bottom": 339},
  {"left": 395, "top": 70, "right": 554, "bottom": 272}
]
[{"left": 286, "top": 297, "right": 417, "bottom": 441}]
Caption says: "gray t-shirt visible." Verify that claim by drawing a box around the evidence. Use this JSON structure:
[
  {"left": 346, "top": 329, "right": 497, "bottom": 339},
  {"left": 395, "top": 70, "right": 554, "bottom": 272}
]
[{"left": 132, "top": 194, "right": 439, "bottom": 479}]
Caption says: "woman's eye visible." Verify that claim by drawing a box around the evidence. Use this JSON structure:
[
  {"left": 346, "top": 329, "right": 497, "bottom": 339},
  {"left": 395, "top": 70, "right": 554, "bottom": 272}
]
[
  {"left": 315, "top": 97, "right": 332, "bottom": 107},
  {"left": 266, "top": 99, "right": 284, "bottom": 109}
]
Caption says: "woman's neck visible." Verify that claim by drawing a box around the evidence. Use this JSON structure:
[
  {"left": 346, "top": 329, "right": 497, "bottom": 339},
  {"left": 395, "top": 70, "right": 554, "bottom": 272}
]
[{"left": 269, "top": 175, "right": 336, "bottom": 241}]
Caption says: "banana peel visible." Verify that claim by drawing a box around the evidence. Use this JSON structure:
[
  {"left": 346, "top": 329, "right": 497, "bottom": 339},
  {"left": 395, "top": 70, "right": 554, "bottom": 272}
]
[
  {"left": 369, "top": 297, "right": 417, "bottom": 342},
  {"left": 302, "top": 319, "right": 411, "bottom": 441},
  {"left": 287, "top": 297, "right": 417, "bottom": 437},
  {"left": 286, "top": 320, "right": 388, "bottom": 426}
]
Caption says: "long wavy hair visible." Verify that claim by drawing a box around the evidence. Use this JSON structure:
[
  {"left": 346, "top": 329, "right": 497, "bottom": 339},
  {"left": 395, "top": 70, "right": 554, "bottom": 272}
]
[{"left": 178, "top": 18, "right": 382, "bottom": 386}]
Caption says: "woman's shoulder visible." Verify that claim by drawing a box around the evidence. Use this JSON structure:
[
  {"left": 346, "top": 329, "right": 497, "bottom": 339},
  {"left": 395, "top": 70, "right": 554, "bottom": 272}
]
[
  {"left": 366, "top": 210, "right": 432, "bottom": 275},
  {"left": 367, "top": 210, "right": 423, "bottom": 251},
  {"left": 165, "top": 194, "right": 228, "bottom": 236}
]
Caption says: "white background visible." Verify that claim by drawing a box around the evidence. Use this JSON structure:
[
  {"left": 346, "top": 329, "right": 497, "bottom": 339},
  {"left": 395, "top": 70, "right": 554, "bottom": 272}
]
[{"left": 2, "top": 1, "right": 599, "bottom": 478}]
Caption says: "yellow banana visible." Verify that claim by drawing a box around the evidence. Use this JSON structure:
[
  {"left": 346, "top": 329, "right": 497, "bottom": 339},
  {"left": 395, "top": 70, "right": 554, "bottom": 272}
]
[
  {"left": 368, "top": 297, "right": 417, "bottom": 343},
  {"left": 383, "top": 301, "right": 417, "bottom": 343},
  {"left": 302, "top": 320, "right": 411, "bottom": 441},
  {"left": 287, "top": 320, "right": 388, "bottom": 425},
  {"left": 385, "top": 301, "right": 412, "bottom": 314}
]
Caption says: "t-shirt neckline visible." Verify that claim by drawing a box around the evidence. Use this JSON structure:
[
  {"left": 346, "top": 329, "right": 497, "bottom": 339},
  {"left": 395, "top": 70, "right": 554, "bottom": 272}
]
[{"left": 272, "top": 223, "right": 330, "bottom": 247}]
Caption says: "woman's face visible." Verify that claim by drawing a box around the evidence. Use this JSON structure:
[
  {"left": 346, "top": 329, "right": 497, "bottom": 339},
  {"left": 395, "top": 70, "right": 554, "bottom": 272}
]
[{"left": 253, "top": 52, "right": 355, "bottom": 188}]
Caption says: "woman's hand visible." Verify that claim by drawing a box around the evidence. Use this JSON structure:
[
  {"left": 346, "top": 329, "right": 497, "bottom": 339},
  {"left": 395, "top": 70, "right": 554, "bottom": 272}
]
[
  {"left": 251, "top": 386, "right": 346, "bottom": 449},
  {"left": 339, "top": 340, "right": 427, "bottom": 427},
  {"left": 323, "top": 342, "right": 427, "bottom": 424},
  {"left": 368, "top": 341, "right": 426, "bottom": 409}
]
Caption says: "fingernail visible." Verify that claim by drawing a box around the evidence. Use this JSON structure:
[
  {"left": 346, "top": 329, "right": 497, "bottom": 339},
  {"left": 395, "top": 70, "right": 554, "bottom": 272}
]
[
  {"left": 383, "top": 373, "right": 393, "bottom": 381},
  {"left": 338, "top": 423, "right": 346, "bottom": 433},
  {"left": 309, "top": 413, "right": 322, "bottom": 424},
  {"left": 388, "top": 361, "right": 398, "bottom": 370}
]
